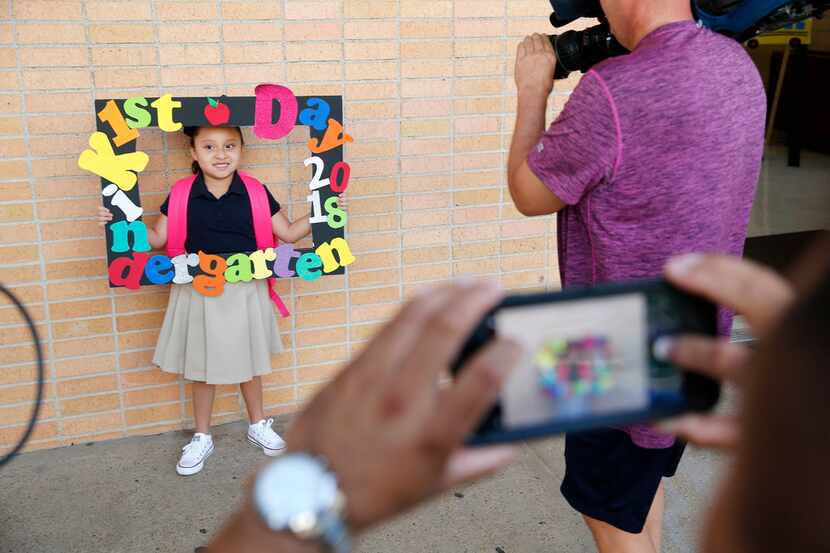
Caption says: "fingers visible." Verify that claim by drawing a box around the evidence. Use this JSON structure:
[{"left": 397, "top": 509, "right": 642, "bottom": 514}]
[
  {"left": 390, "top": 280, "right": 504, "bottom": 402},
  {"left": 519, "top": 34, "right": 550, "bottom": 55},
  {"left": 516, "top": 42, "right": 525, "bottom": 60},
  {"left": 656, "top": 414, "right": 739, "bottom": 450},
  {"left": 517, "top": 36, "right": 529, "bottom": 59},
  {"left": 654, "top": 335, "right": 750, "bottom": 384},
  {"left": 540, "top": 33, "right": 554, "bottom": 53},
  {"left": 428, "top": 338, "right": 523, "bottom": 447},
  {"left": 530, "top": 33, "right": 552, "bottom": 54},
  {"left": 439, "top": 446, "right": 517, "bottom": 490},
  {"left": 97, "top": 207, "right": 113, "bottom": 226},
  {"left": 665, "top": 254, "right": 795, "bottom": 334}
]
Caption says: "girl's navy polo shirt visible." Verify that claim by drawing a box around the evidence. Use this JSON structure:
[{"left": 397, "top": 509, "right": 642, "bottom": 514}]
[{"left": 160, "top": 171, "right": 280, "bottom": 254}]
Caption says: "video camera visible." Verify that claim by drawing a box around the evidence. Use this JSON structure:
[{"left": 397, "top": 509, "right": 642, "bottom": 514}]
[{"left": 548, "top": 0, "right": 830, "bottom": 79}]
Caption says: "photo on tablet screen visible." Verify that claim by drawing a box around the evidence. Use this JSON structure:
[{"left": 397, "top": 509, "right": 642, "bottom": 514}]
[{"left": 495, "top": 293, "right": 650, "bottom": 429}]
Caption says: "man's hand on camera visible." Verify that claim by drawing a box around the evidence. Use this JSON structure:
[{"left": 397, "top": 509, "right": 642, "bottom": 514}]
[
  {"left": 284, "top": 279, "right": 522, "bottom": 532},
  {"left": 655, "top": 254, "right": 795, "bottom": 449},
  {"left": 515, "top": 33, "right": 556, "bottom": 97}
]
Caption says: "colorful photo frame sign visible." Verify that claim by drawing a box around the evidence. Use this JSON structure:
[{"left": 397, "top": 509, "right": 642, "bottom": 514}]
[{"left": 81, "top": 85, "right": 355, "bottom": 297}]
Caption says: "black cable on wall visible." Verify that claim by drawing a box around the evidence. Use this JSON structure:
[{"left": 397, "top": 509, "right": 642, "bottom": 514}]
[{"left": 0, "top": 282, "right": 45, "bottom": 468}]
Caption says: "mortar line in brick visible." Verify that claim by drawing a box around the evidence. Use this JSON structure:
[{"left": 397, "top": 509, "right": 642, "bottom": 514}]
[
  {"left": 8, "top": 5, "right": 66, "bottom": 447},
  {"left": 218, "top": 0, "right": 246, "bottom": 423},
  {"left": 449, "top": 1, "right": 460, "bottom": 279},
  {"left": 0, "top": 376, "right": 46, "bottom": 396},
  {"left": 53, "top": 304, "right": 163, "bottom": 322},
  {"left": 145, "top": 0, "right": 185, "bottom": 429},
  {"left": 217, "top": 0, "right": 226, "bottom": 94},
  {"left": 501, "top": 0, "right": 508, "bottom": 283},
  {"left": 0, "top": 324, "right": 46, "bottom": 343},
  {"left": 29, "top": 282, "right": 363, "bottom": 305},
  {"left": 61, "top": 3, "right": 126, "bottom": 436},
  {"left": 280, "top": 0, "right": 299, "bottom": 414},
  {"left": 339, "top": 0, "right": 354, "bottom": 388},
  {"left": 13, "top": 80, "right": 520, "bottom": 97},
  {"left": 18, "top": 311, "right": 137, "bottom": 328},
  {"left": 0, "top": 349, "right": 113, "bottom": 371},
  {"left": 0, "top": 386, "right": 124, "bottom": 407},
  {"left": 393, "top": 1, "right": 404, "bottom": 310}
]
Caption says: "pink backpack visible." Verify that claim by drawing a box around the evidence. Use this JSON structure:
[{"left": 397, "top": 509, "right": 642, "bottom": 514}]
[{"left": 166, "top": 171, "right": 290, "bottom": 318}]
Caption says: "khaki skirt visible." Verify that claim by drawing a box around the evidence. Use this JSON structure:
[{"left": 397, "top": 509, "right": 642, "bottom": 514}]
[{"left": 153, "top": 280, "right": 284, "bottom": 384}]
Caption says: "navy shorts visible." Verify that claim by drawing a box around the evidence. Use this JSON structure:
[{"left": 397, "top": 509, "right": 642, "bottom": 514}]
[{"left": 560, "top": 428, "right": 686, "bottom": 534}]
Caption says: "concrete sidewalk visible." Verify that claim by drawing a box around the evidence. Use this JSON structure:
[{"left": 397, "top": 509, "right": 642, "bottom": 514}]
[{"left": 0, "top": 419, "right": 726, "bottom": 553}]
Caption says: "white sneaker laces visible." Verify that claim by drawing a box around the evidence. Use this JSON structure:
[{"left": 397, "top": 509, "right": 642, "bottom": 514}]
[
  {"left": 255, "top": 418, "right": 282, "bottom": 442},
  {"left": 183, "top": 435, "right": 207, "bottom": 455},
  {"left": 252, "top": 418, "right": 272, "bottom": 434}
]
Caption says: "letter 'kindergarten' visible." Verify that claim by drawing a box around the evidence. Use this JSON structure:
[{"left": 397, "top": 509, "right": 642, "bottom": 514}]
[
  {"left": 108, "top": 241, "right": 356, "bottom": 291},
  {"left": 81, "top": 83, "right": 357, "bottom": 301}
]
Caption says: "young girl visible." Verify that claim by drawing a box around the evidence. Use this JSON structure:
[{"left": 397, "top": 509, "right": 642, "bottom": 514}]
[{"left": 99, "top": 126, "right": 314, "bottom": 475}]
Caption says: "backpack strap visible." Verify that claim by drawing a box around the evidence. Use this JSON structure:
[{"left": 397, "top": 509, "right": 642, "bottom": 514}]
[
  {"left": 166, "top": 174, "right": 198, "bottom": 258},
  {"left": 239, "top": 171, "right": 290, "bottom": 318},
  {"left": 239, "top": 171, "right": 277, "bottom": 249}
]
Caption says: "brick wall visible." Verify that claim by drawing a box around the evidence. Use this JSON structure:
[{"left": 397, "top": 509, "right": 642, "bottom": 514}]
[{"left": 0, "top": 0, "right": 584, "bottom": 453}]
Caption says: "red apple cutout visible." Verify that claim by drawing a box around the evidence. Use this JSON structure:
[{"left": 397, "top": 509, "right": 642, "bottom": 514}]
[{"left": 204, "top": 97, "right": 230, "bottom": 125}]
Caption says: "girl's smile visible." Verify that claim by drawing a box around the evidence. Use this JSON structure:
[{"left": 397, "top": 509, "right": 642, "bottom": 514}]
[{"left": 190, "top": 126, "right": 243, "bottom": 185}]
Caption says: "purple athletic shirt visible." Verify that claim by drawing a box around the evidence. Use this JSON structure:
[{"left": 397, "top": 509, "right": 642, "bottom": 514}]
[{"left": 527, "top": 21, "right": 765, "bottom": 448}]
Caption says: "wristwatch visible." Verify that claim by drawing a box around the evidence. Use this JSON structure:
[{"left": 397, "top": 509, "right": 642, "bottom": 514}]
[{"left": 253, "top": 453, "right": 350, "bottom": 553}]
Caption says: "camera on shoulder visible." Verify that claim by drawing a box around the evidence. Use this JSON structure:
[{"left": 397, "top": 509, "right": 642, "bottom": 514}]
[{"left": 545, "top": 0, "right": 830, "bottom": 80}]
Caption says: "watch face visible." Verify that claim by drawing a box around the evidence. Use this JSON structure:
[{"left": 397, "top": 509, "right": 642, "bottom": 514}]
[{"left": 254, "top": 454, "right": 340, "bottom": 535}]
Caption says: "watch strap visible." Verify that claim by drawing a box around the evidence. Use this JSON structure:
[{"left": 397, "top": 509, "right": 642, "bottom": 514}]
[{"left": 318, "top": 509, "right": 351, "bottom": 553}]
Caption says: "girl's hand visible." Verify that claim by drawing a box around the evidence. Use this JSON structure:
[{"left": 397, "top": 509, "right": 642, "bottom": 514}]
[
  {"left": 97, "top": 206, "right": 113, "bottom": 227},
  {"left": 335, "top": 194, "right": 348, "bottom": 210}
]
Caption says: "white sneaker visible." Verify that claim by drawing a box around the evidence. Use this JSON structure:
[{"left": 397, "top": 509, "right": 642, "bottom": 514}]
[
  {"left": 176, "top": 433, "right": 214, "bottom": 476},
  {"left": 247, "top": 418, "right": 286, "bottom": 457}
]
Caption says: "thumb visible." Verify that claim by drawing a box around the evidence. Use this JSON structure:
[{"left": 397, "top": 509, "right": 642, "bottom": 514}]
[
  {"left": 439, "top": 446, "right": 517, "bottom": 490},
  {"left": 655, "top": 414, "right": 739, "bottom": 450}
]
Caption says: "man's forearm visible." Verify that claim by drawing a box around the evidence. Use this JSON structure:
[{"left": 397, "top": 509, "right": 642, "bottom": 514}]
[{"left": 508, "top": 92, "right": 548, "bottom": 181}]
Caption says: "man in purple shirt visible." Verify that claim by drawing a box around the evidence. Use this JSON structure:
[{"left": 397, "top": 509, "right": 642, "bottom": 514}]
[{"left": 507, "top": 1, "right": 765, "bottom": 551}]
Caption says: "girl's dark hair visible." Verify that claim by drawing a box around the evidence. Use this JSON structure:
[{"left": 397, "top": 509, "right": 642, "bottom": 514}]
[{"left": 183, "top": 126, "right": 244, "bottom": 174}]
